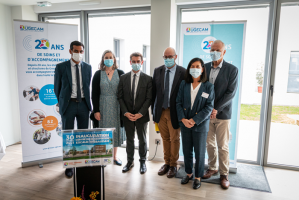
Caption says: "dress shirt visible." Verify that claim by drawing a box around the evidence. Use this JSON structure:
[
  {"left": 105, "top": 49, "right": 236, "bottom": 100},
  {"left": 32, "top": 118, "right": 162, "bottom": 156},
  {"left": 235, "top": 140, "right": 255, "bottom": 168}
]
[
  {"left": 70, "top": 59, "right": 84, "bottom": 98},
  {"left": 209, "top": 60, "right": 224, "bottom": 85},
  {"left": 191, "top": 83, "right": 202, "bottom": 109},
  {"left": 164, "top": 64, "right": 177, "bottom": 107}
]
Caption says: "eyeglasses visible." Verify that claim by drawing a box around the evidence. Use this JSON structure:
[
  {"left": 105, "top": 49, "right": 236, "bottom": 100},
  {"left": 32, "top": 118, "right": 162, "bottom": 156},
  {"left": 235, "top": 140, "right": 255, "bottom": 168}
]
[{"left": 163, "top": 55, "right": 176, "bottom": 59}]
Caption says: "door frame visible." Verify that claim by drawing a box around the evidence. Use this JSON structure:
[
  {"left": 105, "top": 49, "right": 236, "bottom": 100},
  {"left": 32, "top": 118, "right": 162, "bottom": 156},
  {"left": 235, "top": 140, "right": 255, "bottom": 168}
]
[
  {"left": 176, "top": 0, "right": 277, "bottom": 166},
  {"left": 263, "top": 0, "right": 299, "bottom": 171}
]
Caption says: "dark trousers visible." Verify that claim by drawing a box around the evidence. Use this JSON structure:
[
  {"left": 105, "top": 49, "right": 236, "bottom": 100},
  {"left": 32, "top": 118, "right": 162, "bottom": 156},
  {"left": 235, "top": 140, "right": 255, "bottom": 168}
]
[
  {"left": 124, "top": 121, "right": 148, "bottom": 163},
  {"left": 61, "top": 100, "right": 89, "bottom": 130},
  {"left": 181, "top": 127, "right": 207, "bottom": 178}
]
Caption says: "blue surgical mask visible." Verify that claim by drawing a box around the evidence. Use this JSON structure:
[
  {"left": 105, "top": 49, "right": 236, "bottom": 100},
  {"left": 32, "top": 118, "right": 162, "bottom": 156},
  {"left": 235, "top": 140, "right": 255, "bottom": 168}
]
[
  {"left": 164, "top": 58, "right": 175, "bottom": 68},
  {"left": 190, "top": 68, "right": 202, "bottom": 78},
  {"left": 132, "top": 63, "right": 142, "bottom": 71},
  {"left": 104, "top": 59, "right": 114, "bottom": 67},
  {"left": 210, "top": 51, "right": 222, "bottom": 61}
]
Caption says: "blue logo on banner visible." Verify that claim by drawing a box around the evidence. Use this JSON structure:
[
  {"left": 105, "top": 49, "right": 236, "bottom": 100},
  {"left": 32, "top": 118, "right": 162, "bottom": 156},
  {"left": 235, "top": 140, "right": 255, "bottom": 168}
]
[{"left": 23, "top": 35, "right": 32, "bottom": 52}]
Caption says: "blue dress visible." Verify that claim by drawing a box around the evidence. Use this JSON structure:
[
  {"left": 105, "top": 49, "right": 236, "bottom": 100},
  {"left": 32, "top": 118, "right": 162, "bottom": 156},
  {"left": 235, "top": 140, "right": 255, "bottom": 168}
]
[{"left": 99, "top": 70, "right": 125, "bottom": 147}]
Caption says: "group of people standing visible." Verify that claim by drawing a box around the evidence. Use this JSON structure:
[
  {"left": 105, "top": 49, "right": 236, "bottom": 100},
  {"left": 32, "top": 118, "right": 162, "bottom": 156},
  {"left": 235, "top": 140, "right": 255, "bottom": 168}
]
[{"left": 54, "top": 39, "right": 238, "bottom": 190}]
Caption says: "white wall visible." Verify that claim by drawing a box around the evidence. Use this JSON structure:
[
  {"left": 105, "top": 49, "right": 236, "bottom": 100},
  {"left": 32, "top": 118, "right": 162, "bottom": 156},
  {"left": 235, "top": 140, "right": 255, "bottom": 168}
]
[
  {"left": 0, "top": 4, "right": 38, "bottom": 146},
  {"left": 0, "top": 3, "right": 21, "bottom": 146}
]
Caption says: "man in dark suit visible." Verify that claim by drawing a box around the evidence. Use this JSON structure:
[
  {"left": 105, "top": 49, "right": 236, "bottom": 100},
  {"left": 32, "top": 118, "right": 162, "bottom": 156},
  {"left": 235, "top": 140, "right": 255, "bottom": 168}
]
[
  {"left": 202, "top": 40, "right": 238, "bottom": 189},
  {"left": 118, "top": 52, "right": 152, "bottom": 174},
  {"left": 54, "top": 41, "right": 92, "bottom": 178},
  {"left": 152, "top": 47, "right": 186, "bottom": 178}
]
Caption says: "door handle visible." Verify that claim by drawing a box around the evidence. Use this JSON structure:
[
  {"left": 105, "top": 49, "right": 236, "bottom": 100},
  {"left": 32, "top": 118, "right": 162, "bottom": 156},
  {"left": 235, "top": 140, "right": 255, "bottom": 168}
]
[{"left": 270, "top": 85, "right": 274, "bottom": 96}]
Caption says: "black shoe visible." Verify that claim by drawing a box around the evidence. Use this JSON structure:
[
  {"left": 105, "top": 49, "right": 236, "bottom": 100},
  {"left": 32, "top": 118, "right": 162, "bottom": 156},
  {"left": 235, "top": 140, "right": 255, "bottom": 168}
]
[
  {"left": 181, "top": 175, "right": 193, "bottom": 184},
  {"left": 65, "top": 168, "right": 73, "bottom": 179},
  {"left": 140, "top": 161, "right": 147, "bottom": 174},
  {"left": 114, "top": 158, "right": 122, "bottom": 166},
  {"left": 193, "top": 179, "right": 201, "bottom": 189},
  {"left": 122, "top": 162, "right": 134, "bottom": 173}
]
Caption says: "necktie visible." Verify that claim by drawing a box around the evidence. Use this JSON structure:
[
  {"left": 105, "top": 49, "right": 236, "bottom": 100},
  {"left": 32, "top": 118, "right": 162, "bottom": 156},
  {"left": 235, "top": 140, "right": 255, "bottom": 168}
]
[
  {"left": 76, "top": 64, "right": 82, "bottom": 102},
  {"left": 132, "top": 74, "right": 136, "bottom": 111},
  {"left": 163, "top": 70, "right": 170, "bottom": 109}
]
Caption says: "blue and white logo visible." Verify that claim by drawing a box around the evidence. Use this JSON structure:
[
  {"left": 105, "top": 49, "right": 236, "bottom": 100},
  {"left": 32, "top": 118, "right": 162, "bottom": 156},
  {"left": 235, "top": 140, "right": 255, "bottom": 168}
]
[
  {"left": 23, "top": 35, "right": 32, "bottom": 52},
  {"left": 20, "top": 25, "right": 44, "bottom": 32}
]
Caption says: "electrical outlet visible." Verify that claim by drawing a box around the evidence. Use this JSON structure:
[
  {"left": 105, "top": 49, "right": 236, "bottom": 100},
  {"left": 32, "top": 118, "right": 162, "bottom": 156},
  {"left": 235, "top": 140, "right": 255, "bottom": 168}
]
[{"left": 155, "top": 139, "right": 161, "bottom": 145}]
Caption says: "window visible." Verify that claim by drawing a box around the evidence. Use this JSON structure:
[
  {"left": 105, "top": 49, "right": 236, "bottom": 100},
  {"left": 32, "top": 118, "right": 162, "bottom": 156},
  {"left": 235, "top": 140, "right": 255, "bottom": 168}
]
[
  {"left": 143, "top": 45, "right": 147, "bottom": 73},
  {"left": 287, "top": 52, "right": 299, "bottom": 93},
  {"left": 114, "top": 39, "right": 120, "bottom": 68}
]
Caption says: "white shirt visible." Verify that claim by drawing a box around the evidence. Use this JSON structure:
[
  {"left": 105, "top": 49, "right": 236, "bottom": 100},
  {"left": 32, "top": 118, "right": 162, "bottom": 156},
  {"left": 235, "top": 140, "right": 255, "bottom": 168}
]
[
  {"left": 70, "top": 59, "right": 84, "bottom": 98},
  {"left": 131, "top": 70, "right": 141, "bottom": 103},
  {"left": 191, "top": 83, "right": 202, "bottom": 109}
]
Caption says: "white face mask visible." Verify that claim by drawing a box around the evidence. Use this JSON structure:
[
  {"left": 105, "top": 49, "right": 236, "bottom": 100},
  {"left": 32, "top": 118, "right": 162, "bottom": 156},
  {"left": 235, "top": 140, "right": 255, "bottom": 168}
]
[{"left": 72, "top": 53, "right": 83, "bottom": 62}]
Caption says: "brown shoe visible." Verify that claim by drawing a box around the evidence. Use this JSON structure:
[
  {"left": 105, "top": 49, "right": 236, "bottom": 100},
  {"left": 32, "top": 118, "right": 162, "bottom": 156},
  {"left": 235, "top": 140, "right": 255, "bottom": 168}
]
[
  {"left": 166, "top": 166, "right": 177, "bottom": 178},
  {"left": 202, "top": 169, "right": 218, "bottom": 179},
  {"left": 220, "top": 175, "right": 230, "bottom": 189},
  {"left": 158, "top": 164, "right": 170, "bottom": 176}
]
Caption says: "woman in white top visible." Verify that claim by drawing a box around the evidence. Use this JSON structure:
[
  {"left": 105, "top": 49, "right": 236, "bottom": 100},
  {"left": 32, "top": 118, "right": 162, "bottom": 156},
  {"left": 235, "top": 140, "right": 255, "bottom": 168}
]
[{"left": 176, "top": 57, "right": 215, "bottom": 189}]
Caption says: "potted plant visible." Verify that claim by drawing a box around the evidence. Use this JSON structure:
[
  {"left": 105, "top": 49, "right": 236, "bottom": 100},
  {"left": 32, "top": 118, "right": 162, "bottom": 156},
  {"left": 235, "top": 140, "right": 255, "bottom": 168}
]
[{"left": 256, "top": 64, "right": 264, "bottom": 93}]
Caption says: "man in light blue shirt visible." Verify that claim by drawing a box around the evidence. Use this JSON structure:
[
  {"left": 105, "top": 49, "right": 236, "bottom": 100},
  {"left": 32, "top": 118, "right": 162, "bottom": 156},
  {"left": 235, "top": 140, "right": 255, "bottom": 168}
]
[
  {"left": 152, "top": 47, "right": 186, "bottom": 178},
  {"left": 164, "top": 64, "right": 177, "bottom": 107}
]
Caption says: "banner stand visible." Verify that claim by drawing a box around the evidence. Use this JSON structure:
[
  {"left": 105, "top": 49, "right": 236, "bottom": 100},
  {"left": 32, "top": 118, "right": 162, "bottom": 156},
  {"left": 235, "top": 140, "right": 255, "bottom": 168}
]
[{"left": 21, "top": 156, "right": 62, "bottom": 168}]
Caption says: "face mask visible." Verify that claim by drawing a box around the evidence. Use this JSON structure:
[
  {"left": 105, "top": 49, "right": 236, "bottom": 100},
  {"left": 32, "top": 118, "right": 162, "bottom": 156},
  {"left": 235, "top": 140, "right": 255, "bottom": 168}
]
[
  {"left": 190, "top": 68, "right": 202, "bottom": 78},
  {"left": 72, "top": 53, "right": 83, "bottom": 62},
  {"left": 210, "top": 51, "right": 222, "bottom": 61},
  {"left": 132, "top": 63, "right": 142, "bottom": 71},
  {"left": 164, "top": 58, "right": 175, "bottom": 68},
  {"left": 104, "top": 59, "right": 114, "bottom": 67}
]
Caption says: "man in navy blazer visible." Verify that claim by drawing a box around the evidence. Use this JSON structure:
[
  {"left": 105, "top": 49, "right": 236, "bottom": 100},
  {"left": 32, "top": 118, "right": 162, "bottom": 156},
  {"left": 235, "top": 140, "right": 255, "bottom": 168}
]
[
  {"left": 152, "top": 47, "right": 186, "bottom": 178},
  {"left": 54, "top": 41, "right": 92, "bottom": 178},
  {"left": 202, "top": 40, "right": 238, "bottom": 189}
]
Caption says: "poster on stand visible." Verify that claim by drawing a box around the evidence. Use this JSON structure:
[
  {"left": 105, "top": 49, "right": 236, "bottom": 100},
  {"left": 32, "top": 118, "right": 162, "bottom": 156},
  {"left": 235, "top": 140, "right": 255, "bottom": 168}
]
[
  {"left": 62, "top": 128, "right": 114, "bottom": 168},
  {"left": 13, "top": 20, "right": 78, "bottom": 164},
  {"left": 179, "top": 21, "right": 246, "bottom": 168}
]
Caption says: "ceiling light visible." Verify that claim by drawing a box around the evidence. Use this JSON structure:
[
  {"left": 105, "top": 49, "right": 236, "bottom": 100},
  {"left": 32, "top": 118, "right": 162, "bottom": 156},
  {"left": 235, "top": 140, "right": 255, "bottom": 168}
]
[
  {"left": 37, "top": 1, "right": 52, "bottom": 7},
  {"left": 79, "top": 1, "right": 101, "bottom": 6}
]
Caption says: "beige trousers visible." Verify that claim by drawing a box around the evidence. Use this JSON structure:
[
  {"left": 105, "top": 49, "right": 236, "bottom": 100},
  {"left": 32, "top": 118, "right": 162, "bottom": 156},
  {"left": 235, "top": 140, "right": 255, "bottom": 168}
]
[
  {"left": 206, "top": 118, "right": 230, "bottom": 175},
  {"left": 158, "top": 109, "right": 180, "bottom": 167}
]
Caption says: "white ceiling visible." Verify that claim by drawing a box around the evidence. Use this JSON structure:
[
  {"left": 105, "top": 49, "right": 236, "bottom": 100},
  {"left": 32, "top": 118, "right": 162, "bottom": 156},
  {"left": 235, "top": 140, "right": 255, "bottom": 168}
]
[{"left": 0, "top": 0, "right": 90, "bottom": 6}]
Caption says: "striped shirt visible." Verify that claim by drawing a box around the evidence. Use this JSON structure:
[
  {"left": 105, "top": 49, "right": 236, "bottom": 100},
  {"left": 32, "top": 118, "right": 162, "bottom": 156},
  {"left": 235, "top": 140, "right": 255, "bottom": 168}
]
[{"left": 209, "top": 60, "right": 224, "bottom": 84}]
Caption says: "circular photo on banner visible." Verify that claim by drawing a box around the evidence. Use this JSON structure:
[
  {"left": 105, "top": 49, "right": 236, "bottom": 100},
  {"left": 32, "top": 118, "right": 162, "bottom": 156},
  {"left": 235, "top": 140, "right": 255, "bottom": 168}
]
[
  {"left": 56, "top": 121, "right": 62, "bottom": 137},
  {"left": 33, "top": 128, "right": 51, "bottom": 145},
  {"left": 42, "top": 116, "right": 58, "bottom": 131},
  {"left": 27, "top": 110, "right": 46, "bottom": 126},
  {"left": 23, "top": 86, "right": 40, "bottom": 101}
]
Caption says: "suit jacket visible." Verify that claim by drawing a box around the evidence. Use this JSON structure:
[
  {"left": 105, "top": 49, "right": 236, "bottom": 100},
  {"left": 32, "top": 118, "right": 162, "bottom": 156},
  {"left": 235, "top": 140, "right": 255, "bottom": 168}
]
[
  {"left": 152, "top": 65, "right": 186, "bottom": 129},
  {"left": 205, "top": 60, "right": 238, "bottom": 119},
  {"left": 118, "top": 71, "right": 152, "bottom": 125},
  {"left": 91, "top": 69, "right": 125, "bottom": 127},
  {"left": 176, "top": 80, "right": 214, "bottom": 133},
  {"left": 54, "top": 60, "right": 92, "bottom": 115}
]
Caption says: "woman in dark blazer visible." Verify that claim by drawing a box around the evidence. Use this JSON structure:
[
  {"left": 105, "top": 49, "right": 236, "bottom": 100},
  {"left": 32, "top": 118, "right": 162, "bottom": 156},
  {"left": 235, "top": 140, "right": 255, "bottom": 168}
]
[
  {"left": 91, "top": 50, "right": 125, "bottom": 166},
  {"left": 176, "top": 58, "right": 215, "bottom": 189}
]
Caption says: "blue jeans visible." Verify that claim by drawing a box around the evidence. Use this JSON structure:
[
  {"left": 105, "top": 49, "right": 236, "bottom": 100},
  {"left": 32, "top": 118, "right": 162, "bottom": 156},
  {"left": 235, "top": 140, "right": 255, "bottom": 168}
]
[{"left": 181, "top": 127, "right": 207, "bottom": 178}]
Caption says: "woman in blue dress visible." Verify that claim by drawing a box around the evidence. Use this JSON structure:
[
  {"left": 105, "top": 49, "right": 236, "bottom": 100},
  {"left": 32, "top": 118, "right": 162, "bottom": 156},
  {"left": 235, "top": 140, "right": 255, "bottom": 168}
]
[{"left": 92, "top": 50, "right": 125, "bottom": 166}]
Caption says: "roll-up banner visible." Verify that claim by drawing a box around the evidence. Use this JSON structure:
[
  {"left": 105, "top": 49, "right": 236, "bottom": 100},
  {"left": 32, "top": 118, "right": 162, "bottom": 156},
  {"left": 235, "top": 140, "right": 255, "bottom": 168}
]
[
  {"left": 13, "top": 20, "right": 78, "bottom": 166},
  {"left": 179, "top": 21, "right": 246, "bottom": 169}
]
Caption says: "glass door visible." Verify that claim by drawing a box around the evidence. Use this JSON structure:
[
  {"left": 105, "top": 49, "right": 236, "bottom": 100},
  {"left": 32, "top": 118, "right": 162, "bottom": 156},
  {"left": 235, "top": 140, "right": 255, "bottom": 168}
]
[
  {"left": 180, "top": 3, "right": 272, "bottom": 164},
  {"left": 264, "top": 0, "right": 299, "bottom": 170}
]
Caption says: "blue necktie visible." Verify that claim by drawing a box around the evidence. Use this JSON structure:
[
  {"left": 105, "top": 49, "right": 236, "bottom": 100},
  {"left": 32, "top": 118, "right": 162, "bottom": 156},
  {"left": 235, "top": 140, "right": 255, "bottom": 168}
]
[
  {"left": 76, "top": 64, "right": 82, "bottom": 102},
  {"left": 163, "top": 70, "right": 170, "bottom": 109}
]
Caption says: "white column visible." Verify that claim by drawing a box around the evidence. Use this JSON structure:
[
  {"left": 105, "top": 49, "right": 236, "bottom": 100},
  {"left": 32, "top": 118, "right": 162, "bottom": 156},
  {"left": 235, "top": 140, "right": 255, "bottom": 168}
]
[{"left": 148, "top": 0, "right": 177, "bottom": 161}]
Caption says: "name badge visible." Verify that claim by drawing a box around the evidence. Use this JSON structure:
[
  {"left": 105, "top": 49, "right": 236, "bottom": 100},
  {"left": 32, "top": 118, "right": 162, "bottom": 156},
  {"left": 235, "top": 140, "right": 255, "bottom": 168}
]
[{"left": 202, "top": 92, "right": 209, "bottom": 99}]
